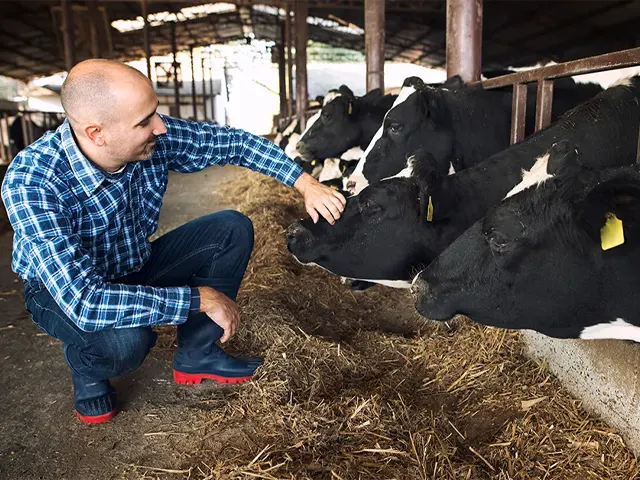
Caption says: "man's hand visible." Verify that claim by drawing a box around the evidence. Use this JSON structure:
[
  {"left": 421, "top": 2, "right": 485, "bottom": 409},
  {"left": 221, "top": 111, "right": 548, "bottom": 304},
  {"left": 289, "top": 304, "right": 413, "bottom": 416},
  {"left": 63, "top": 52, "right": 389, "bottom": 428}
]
[
  {"left": 294, "top": 172, "right": 346, "bottom": 224},
  {"left": 198, "top": 286, "right": 240, "bottom": 343}
]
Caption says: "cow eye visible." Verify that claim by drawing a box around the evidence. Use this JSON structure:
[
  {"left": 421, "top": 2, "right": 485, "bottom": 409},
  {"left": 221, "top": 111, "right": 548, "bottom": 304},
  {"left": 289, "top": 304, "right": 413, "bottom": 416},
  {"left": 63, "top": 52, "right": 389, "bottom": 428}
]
[
  {"left": 322, "top": 111, "right": 332, "bottom": 120},
  {"left": 487, "top": 231, "right": 512, "bottom": 254},
  {"left": 389, "top": 123, "right": 403, "bottom": 134},
  {"left": 360, "top": 199, "right": 381, "bottom": 215}
]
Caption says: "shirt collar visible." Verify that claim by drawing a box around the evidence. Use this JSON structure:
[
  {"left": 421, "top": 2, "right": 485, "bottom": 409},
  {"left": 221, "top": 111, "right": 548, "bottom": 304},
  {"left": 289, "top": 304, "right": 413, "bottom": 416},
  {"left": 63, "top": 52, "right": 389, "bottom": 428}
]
[{"left": 60, "top": 119, "right": 110, "bottom": 197}]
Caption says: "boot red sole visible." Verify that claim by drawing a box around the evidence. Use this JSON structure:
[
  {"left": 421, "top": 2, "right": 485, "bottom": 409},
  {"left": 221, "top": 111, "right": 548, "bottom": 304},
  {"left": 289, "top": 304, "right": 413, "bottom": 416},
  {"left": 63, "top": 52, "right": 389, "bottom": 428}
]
[
  {"left": 173, "top": 369, "right": 253, "bottom": 385},
  {"left": 76, "top": 409, "right": 117, "bottom": 424}
]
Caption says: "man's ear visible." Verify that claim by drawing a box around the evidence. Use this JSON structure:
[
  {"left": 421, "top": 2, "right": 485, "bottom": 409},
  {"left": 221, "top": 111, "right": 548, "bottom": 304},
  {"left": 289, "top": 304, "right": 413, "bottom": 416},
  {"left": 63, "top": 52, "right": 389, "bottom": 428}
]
[{"left": 84, "top": 124, "right": 105, "bottom": 147}]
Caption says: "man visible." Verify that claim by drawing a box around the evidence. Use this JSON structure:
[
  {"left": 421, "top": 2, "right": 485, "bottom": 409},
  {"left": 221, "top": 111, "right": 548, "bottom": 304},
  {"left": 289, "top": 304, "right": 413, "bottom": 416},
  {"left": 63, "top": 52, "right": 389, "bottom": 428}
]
[{"left": 1, "top": 59, "right": 345, "bottom": 424}]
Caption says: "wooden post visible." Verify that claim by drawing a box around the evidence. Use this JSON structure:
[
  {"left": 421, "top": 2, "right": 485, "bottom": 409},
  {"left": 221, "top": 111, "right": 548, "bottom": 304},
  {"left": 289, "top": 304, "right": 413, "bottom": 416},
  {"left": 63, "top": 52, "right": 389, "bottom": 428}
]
[
  {"left": 141, "top": 0, "right": 152, "bottom": 78},
  {"left": 60, "top": 0, "right": 76, "bottom": 72},
  {"left": 209, "top": 54, "right": 215, "bottom": 123},
  {"left": 294, "top": 0, "right": 308, "bottom": 130},
  {"left": 278, "top": 19, "right": 287, "bottom": 119},
  {"left": 285, "top": 4, "right": 293, "bottom": 117},
  {"left": 190, "top": 45, "right": 197, "bottom": 120},
  {"left": 171, "top": 21, "right": 180, "bottom": 118},
  {"left": 446, "top": 0, "right": 483, "bottom": 83},
  {"left": 201, "top": 57, "right": 208, "bottom": 121},
  {"left": 365, "top": 0, "right": 385, "bottom": 92}
]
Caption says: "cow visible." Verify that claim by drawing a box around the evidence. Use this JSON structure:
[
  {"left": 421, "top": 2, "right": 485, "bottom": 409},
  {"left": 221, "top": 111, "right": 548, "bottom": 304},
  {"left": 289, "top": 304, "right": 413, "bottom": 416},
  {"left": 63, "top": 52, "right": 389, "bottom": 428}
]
[
  {"left": 347, "top": 76, "right": 603, "bottom": 194},
  {"left": 296, "top": 85, "right": 398, "bottom": 161},
  {"left": 412, "top": 143, "right": 640, "bottom": 342},
  {"left": 9, "top": 113, "right": 65, "bottom": 156},
  {"left": 286, "top": 77, "right": 640, "bottom": 287}
]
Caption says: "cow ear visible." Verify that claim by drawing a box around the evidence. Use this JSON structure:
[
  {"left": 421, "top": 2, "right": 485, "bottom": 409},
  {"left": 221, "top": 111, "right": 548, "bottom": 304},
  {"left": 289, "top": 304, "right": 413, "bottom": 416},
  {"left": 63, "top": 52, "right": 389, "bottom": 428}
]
[
  {"left": 338, "top": 85, "right": 355, "bottom": 100},
  {"left": 363, "top": 87, "right": 383, "bottom": 99},
  {"left": 576, "top": 167, "right": 640, "bottom": 250},
  {"left": 410, "top": 148, "right": 446, "bottom": 189},
  {"left": 402, "top": 76, "right": 426, "bottom": 90},
  {"left": 442, "top": 75, "right": 465, "bottom": 89},
  {"left": 546, "top": 140, "right": 581, "bottom": 176}
]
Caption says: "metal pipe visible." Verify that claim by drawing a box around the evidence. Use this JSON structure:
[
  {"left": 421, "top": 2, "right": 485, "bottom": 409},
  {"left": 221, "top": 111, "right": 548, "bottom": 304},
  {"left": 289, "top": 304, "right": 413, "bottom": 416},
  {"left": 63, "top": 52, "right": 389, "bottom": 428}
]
[
  {"left": 365, "top": 0, "right": 385, "bottom": 92},
  {"left": 0, "top": 114, "right": 7, "bottom": 163},
  {"left": 480, "top": 47, "right": 640, "bottom": 89},
  {"left": 60, "top": 0, "right": 76, "bottom": 72},
  {"left": 511, "top": 84, "right": 527, "bottom": 145},
  {"left": 285, "top": 4, "right": 293, "bottom": 117},
  {"left": 535, "top": 79, "right": 554, "bottom": 132},
  {"left": 446, "top": 0, "right": 483, "bottom": 83},
  {"left": 209, "top": 54, "right": 215, "bottom": 123},
  {"left": 295, "top": 0, "right": 309, "bottom": 130},
  {"left": 278, "top": 18, "right": 287, "bottom": 119},
  {"left": 141, "top": 0, "right": 152, "bottom": 78},
  {"left": 201, "top": 56, "right": 208, "bottom": 121},
  {"left": 190, "top": 45, "right": 197, "bottom": 120},
  {"left": 170, "top": 21, "right": 180, "bottom": 118}
]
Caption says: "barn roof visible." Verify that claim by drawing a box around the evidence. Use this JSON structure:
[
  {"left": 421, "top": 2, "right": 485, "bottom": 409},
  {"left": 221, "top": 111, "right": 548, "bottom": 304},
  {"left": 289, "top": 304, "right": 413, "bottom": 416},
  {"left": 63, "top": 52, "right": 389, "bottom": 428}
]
[{"left": 1, "top": 0, "right": 639, "bottom": 81}]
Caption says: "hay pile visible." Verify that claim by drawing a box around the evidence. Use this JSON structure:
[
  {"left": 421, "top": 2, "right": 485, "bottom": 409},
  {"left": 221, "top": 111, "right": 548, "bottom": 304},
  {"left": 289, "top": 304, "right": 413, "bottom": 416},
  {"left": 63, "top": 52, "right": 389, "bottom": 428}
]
[{"left": 150, "top": 171, "right": 638, "bottom": 479}]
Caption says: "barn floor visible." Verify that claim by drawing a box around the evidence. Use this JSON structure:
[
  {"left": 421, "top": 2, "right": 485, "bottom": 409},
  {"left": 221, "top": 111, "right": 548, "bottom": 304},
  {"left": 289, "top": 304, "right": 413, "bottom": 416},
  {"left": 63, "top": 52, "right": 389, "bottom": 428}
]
[{"left": 0, "top": 165, "right": 638, "bottom": 480}]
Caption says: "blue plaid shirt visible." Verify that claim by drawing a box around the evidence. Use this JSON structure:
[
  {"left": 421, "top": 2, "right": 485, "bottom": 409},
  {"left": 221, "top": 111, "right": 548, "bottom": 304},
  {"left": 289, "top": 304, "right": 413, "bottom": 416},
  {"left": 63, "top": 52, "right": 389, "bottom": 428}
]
[{"left": 1, "top": 115, "right": 302, "bottom": 332}]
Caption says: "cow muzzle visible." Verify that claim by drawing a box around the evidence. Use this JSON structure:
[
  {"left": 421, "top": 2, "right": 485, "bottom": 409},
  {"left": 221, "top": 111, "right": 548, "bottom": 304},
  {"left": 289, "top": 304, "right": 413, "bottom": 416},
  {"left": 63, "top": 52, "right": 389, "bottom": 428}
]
[{"left": 285, "top": 222, "right": 313, "bottom": 254}]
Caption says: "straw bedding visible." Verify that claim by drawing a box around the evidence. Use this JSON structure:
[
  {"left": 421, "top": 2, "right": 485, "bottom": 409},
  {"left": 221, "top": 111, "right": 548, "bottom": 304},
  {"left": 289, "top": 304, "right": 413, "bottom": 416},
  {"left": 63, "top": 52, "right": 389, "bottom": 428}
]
[{"left": 148, "top": 171, "right": 638, "bottom": 479}]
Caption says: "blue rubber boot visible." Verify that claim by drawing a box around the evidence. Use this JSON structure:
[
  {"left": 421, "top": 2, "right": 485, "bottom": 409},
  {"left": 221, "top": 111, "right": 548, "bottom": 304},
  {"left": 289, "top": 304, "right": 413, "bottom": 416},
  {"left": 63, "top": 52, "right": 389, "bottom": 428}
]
[
  {"left": 65, "top": 346, "right": 117, "bottom": 424},
  {"left": 173, "top": 312, "right": 263, "bottom": 385}
]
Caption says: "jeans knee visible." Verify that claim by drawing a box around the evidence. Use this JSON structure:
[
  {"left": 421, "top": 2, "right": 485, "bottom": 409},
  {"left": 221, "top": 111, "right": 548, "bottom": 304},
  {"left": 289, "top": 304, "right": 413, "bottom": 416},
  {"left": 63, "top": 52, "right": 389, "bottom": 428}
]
[
  {"left": 111, "top": 328, "right": 156, "bottom": 375},
  {"left": 219, "top": 210, "right": 254, "bottom": 250}
]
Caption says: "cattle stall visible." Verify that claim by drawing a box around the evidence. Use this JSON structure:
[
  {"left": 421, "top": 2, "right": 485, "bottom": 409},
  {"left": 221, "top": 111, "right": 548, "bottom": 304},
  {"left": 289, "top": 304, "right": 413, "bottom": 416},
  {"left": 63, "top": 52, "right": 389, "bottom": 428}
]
[{"left": 0, "top": 109, "right": 66, "bottom": 164}]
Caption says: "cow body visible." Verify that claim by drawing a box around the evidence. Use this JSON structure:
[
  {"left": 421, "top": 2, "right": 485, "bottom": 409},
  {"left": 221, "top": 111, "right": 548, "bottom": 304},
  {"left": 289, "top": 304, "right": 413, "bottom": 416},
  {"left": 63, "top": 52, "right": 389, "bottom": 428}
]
[
  {"left": 287, "top": 77, "right": 640, "bottom": 286},
  {"left": 348, "top": 76, "right": 603, "bottom": 194},
  {"left": 413, "top": 151, "right": 640, "bottom": 341}
]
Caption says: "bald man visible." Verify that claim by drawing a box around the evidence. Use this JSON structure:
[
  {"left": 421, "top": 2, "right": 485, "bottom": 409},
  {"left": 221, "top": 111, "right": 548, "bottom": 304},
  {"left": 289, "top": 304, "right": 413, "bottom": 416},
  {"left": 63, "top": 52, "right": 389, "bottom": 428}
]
[{"left": 1, "top": 59, "right": 345, "bottom": 424}]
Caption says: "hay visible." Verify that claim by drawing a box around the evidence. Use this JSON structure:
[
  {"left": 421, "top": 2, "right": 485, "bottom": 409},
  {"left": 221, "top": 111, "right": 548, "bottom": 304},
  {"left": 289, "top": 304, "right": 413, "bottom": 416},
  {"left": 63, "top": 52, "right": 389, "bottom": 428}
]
[{"left": 148, "top": 171, "right": 638, "bottom": 479}]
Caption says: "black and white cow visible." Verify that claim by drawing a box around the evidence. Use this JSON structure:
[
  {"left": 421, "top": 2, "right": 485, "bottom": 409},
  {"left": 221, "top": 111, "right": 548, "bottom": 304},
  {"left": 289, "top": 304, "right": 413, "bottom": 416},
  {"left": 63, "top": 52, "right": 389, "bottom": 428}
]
[
  {"left": 412, "top": 143, "right": 640, "bottom": 341},
  {"left": 347, "top": 76, "right": 603, "bottom": 194},
  {"left": 296, "top": 85, "right": 397, "bottom": 161},
  {"left": 286, "top": 77, "right": 640, "bottom": 287}
]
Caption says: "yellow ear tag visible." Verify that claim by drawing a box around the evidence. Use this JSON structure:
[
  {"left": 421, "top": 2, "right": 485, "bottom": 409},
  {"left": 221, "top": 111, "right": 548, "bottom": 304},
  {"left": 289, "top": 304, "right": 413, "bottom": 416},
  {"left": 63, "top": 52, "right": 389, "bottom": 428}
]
[
  {"left": 426, "top": 196, "right": 434, "bottom": 222},
  {"left": 600, "top": 212, "right": 624, "bottom": 250},
  {"left": 311, "top": 160, "right": 316, "bottom": 166},
  {"left": 348, "top": 103, "right": 353, "bottom": 115},
  {"left": 330, "top": 184, "right": 339, "bottom": 191},
  {"left": 341, "top": 164, "right": 347, "bottom": 173}
]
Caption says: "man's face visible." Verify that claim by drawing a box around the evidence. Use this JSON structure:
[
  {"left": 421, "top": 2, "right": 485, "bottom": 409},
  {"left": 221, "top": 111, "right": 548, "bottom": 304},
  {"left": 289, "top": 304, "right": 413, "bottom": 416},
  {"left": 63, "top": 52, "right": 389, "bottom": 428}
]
[{"left": 104, "top": 80, "right": 167, "bottom": 163}]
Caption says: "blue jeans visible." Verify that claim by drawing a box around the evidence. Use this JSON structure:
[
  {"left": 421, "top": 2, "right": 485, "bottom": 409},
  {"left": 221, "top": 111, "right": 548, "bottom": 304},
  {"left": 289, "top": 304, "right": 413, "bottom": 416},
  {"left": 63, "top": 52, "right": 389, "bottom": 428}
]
[{"left": 23, "top": 210, "right": 254, "bottom": 382}]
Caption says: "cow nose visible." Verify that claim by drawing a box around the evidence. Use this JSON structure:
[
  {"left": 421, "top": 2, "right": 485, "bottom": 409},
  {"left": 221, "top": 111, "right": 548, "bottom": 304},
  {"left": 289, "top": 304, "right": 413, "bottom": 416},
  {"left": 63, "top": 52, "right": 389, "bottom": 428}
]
[
  {"left": 346, "top": 180, "right": 356, "bottom": 193},
  {"left": 286, "top": 222, "right": 305, "bottom": 239}
]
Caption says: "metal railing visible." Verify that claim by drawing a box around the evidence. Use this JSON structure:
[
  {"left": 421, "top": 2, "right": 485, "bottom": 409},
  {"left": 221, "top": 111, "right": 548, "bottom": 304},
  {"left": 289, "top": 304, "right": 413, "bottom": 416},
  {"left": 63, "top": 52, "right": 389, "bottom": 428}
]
[
  {"left": 473, "top": 47, "right": 640, "bottom": 150},
  {"left": 0, "top": 110, "right": 66, "bottom": 164}
]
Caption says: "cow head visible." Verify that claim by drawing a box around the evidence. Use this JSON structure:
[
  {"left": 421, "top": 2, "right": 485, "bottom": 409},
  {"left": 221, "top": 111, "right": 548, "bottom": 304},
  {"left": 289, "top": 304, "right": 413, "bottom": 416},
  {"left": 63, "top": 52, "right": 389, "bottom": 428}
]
[
  {"left": 296, "top": 85, "right": 368, "bottom": 161},
  {"left": 347, "top": 76, "right": 457, "bottom": 194},
  {"left": 286, "top": 149, "right": 450, "bottom": 286},
  {"left": 413, "top": 142, "right": 640, "bottom": 339}
]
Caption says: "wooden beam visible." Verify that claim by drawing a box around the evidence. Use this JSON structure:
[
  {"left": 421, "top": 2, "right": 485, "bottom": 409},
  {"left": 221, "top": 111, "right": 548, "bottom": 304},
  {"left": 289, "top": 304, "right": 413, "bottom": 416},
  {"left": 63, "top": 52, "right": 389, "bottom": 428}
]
[
  {"left": 294, "top": 0, "right": 308, "bottom": 129},
  {"left": 365, "top": 0, "right": 385, "bottom": 92},
  {"left": 190, "top": 45, "right": 198, "bottom": 120},
  {"left": 60, "top": 0, "right": 76, "bottom": 71},
  {"left": 446, "top": 0, "right": 482, "bottom": 82},
  {"left": 141, "top": 0, "right": 152, "bottom": 78}
]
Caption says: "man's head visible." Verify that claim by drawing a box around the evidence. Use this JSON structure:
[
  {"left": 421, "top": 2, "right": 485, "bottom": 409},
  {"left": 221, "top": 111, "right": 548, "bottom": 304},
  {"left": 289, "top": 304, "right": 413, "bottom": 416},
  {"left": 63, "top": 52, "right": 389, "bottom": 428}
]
[{"left": 61, "top": 59, "right": 167, "bottom": 167}]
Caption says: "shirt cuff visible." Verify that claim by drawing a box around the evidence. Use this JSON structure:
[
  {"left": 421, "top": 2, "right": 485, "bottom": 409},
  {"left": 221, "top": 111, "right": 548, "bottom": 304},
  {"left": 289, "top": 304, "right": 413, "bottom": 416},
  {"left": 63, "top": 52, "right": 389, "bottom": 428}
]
[{"left": 189, "top": 287, "right": 201, "bottom": 313}]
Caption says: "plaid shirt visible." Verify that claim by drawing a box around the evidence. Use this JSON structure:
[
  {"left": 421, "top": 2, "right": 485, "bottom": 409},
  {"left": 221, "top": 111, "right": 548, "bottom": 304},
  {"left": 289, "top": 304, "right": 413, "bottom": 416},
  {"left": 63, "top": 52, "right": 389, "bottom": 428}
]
[{"left": 1, "top": 115, "right": 302, "bottom": 332}]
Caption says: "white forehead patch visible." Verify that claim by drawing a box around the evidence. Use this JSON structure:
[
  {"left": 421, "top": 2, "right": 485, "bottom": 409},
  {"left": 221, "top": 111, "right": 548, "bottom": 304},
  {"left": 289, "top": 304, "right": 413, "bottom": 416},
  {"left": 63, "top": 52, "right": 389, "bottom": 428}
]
[
  {"left": 610, "top": 76, "right": 633, "bottom": 88},
  {"left": 580, "top": 318, "right": 640, "bottom": 342},
  {"left": 504, "top": 153, "right": 552, "bottom": 199},
  {"left": 323, "top": 91, "right": 343, "bottom": 106},
  {"left": 348, "top": 85, "right": 418, "bottom": 195},
  {"left": 298, "top": 111, "right": 321, "bottom": 142}
]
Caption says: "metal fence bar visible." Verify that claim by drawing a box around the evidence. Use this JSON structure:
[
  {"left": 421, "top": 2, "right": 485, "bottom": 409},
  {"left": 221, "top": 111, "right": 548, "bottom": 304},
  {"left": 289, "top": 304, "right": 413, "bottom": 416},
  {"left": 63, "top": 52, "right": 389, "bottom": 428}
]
[
  {"left": 535, "top": 79, "right": 554, "bottom": 132},
  {"left": 511, "top": 83, "right": 527, "bottom": 145},
  {"left": 479, "top": 47, "right": 640, "bottom": 89}
]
